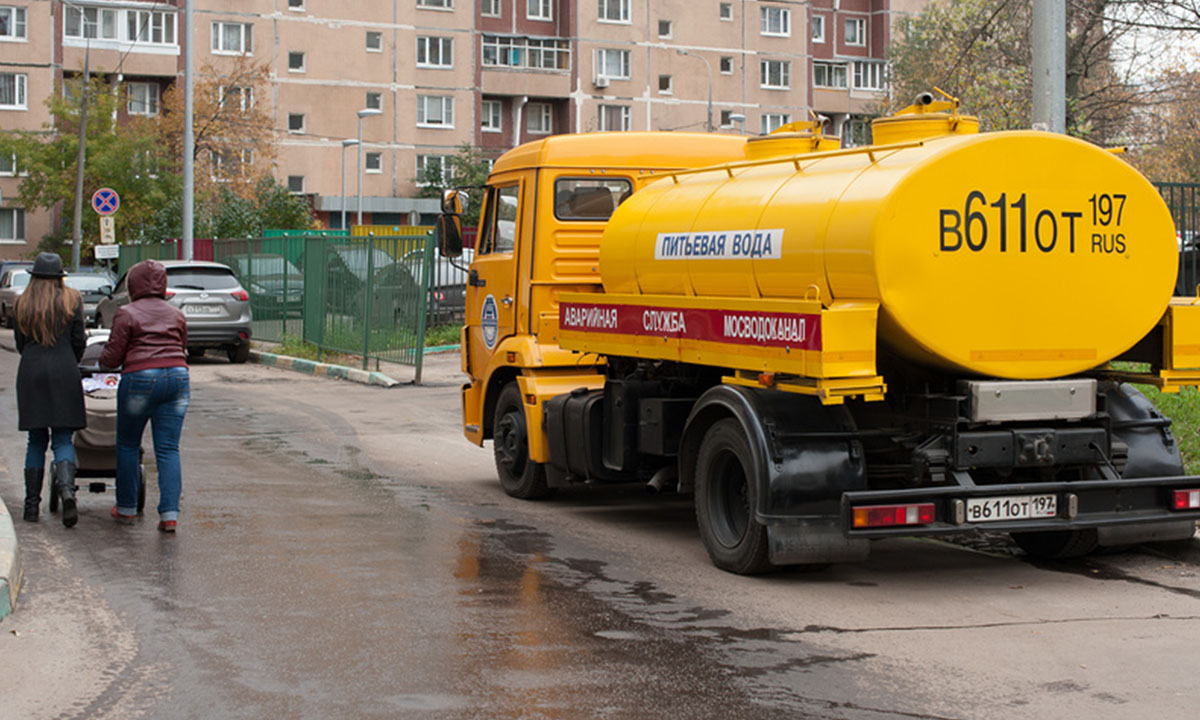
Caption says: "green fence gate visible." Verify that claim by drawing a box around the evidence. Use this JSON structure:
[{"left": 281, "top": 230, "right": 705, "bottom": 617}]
[{"left": 213, "top": 234, "right": 436, "bottom": 380}]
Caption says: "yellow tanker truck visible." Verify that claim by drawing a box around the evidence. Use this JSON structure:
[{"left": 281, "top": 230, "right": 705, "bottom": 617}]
[{"left": 436, "top": 95, "right": 1200, "bottom": 574}]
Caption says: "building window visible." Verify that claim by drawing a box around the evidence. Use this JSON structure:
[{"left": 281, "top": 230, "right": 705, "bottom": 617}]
[
  {"left": 128, "top": 10, "right": 176, "bottom": 44},
  {"left": 212, "top": 21, "right": 252, "bottom": 54},
  {"left": 127, "top": 82, "right": 160, "bottom": 116},
  {"left": 658, "top": 74, "right": 672, "bottom": 94},
  {"left": 416, "top": 36, "right": 453, "bottom": 68},
  {"left": 416, "top": 154, "right": 452, "bottom": 186},
  {"left": 527, "top": 0, "right": 552, "bottom": 21},
  {"left": 365, "top": 92, "right": 382, "bottom": 110},
  {"left": 0, "top": 6, "right": 26, "bottom": 40},
  {"left": 288, "top": 51, "right": 305, "bottom": 72},
  {"left": 813, "top": 61, "right": 848, "bottom": 88},
  {"left": 0, "top": 208, "right": 25, "bottom": 242},
  {"left": 811, "top": 15, "right": 825, "bottom": 43},
  {"left": 0, "top": 72, "right": 26, "bottom": 109},
  {"left": 365, "top": 152, "right": 382, "bottom": 173},
  {"left": 760, "top": 6, "right": 790, "bottom": 36},
  {"left": 759, "top": 60, "right": 790, "bottom": 89},
  {"left": 288, "top": 0, "right": 305, "bottom": 10},
  {"left": 596, "top": 48, "right": 631, "bottom": 80},
  {"left": 417, "top": 0, "right": 453, "bottom": 8},
  {"left": 482, "top": 0, "right": 501, "bottom": 16},
  {"left": 845, "top": 17, "right": 866, "bottom": 46},
  {"left": 761, "top": 113, "right": 790, "bottom": 134},
  {"left": 287, "top": 112, "right": 304, "bottom": 133},
  {"left": 852, "top": 61, "right": 885, "bottom": 90},
  {"left": 0, "top": 153, "right": 15, "bottom": 175},
  {"left": 481, "top": 36, "right": 570, "bottom": 70},
  {"left": 417, "top": 94, "right": 454, "bottom": 128},
  {"left": 526, "top": 102, "right": 552, "bottom": 134},
  {"left": 211, "top": 149, "right": 254, "bottom": 178},
  {"left": 65, "top": 7, "right": 117, "bottom": 40},
  {"left": 481, "top": 100, "right": 502, "bottom": 132},
  {"left": 658, "top": 20, "right": 672, "bottom": 38},
  {"left": 287, "top": 175, "right": 305, "bottom": 193},
  {"left": 598, "top": 104, "right": 630, "bottom": 132},
  {"left": 365, "top": 31, "right": 382, "bottom": 52},
  {"left": 719, "top": 56, "right": 733, "bottom": 74},
  {"left": 719, "top": 3, "right": 732, "bottom": 21},
  {"left": 599, "top": 0, "right": 630, "bottom": 23},
  {"left": 219, "top": 85, "right": 254, "bottom": 111},
  {"left": 843, "top": 117, "right": 872, "bottom": 147}
]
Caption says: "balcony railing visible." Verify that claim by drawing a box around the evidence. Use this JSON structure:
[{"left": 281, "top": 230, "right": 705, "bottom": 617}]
[{"left": 482, "top": 35, "right": 570, "bottom": 71}]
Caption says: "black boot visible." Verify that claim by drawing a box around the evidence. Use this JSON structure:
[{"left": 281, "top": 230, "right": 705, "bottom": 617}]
[
  {"left": 54, "top": 460, "right": 78, "bottom": 528},
  {"left": 23, "top": 467, "right": 43, "bottom": 522}
]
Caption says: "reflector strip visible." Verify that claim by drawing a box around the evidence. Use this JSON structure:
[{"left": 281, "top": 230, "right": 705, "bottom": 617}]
[
  {"left": 1172, "top": 489, "right": 1200, "bottom": 510},
  {"left": 852, "top": 503, "right": 936, "bottom": 528}
]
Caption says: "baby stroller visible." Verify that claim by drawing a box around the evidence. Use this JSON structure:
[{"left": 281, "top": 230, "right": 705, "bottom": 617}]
[{"left": 53, "top": 330, "right": 146, "bottom": 515}]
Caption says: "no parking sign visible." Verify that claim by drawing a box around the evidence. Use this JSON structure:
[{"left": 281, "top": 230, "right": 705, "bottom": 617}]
[{"left": 91, "top": 188, "right": 120, "bottom": 216}]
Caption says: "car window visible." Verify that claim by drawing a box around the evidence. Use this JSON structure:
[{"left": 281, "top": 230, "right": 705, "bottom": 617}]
[
  {"left": 9, "top": 271, "right": 29, "bottom": 288},
  {"left": 231, "top": 256, "right": 301, "bottom": 276},
  {"left": 166, "top": 267, "right": 240, "bottom": 290},
  {"left": 66, "top": 274, "right": 111, "bottom": 291},
  {"left": 479, "top": 184, "right": 519, "bottom": 255}
]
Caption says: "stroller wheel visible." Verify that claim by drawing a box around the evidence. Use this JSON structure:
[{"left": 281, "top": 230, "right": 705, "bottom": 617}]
[{"left": 137, "top": 465, "right": 147, "bottom": 514}]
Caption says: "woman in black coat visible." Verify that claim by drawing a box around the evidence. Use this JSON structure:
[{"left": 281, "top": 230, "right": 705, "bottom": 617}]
[{"left": 13, "top": 252, "right": 86, "bottom": 527}]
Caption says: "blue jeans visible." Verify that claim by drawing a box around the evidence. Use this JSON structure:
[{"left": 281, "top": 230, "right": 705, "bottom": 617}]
[
  {"left": 116, "top": 367, "right": 190, "bottom": 520},
  {"left": 25, "top": 428, "right": 76, "bottom": 469}
]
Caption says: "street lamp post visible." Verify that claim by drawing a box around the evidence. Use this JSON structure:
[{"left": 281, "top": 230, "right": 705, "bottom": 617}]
[
  {"left": 356, "top": 108, "right": 382, "bottom": 227},
  {"left": 339, "top": 139, "right": 358, "bottom": 231},
  {"left": 676, "top": 49, "right": 713, "bottom": 132}
]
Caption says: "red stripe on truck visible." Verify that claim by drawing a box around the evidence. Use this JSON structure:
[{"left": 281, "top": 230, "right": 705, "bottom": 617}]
[{"left": 559, "top": 302, "right": 823, "bottom": 351}]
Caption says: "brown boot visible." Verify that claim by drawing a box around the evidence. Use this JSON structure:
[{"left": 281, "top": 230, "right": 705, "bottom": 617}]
[{"left": 23, "top": 467, "right": 42, "bottom": 522}]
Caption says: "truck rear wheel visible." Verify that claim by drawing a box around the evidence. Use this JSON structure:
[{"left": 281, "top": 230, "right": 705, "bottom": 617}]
[
  {"left": 493, "top": 383, "right": 554, "bottom": 500},
  {"left": 694, "top": 419, "right": 772, "bottom": 574}
]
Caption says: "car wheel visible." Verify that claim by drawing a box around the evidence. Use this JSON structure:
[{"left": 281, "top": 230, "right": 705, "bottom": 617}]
[
  {"left": 187, "top": 347, "right": 205, "bottom": 360},
  {"left": 227, "top": 341, "right": 251, "bottom": 364},
  {"left": 694, "top": 418, "right": 773, "bottom": 575}
]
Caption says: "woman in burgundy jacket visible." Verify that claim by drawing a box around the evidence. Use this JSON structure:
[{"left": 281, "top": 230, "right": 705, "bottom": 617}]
[{"left": 100, "top": 260, "right": 189, "bottom": 532}]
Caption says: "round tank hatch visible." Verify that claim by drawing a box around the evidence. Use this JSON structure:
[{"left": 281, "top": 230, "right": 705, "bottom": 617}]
[
  {"left": 871, "top": 89, "right": 980, "bottom": 145},
  {"left": 744, "top": 132, "right": 841, "bottom": 160}
]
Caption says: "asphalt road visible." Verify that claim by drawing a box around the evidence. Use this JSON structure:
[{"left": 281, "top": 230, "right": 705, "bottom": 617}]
[{"left": 1, "top": 331, "right": 1199, "bottom": 719}]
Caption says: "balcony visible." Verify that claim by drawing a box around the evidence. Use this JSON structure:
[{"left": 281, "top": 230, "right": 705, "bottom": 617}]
[{"left": 481, "top": 35, "right": 571, "bottom": 98}]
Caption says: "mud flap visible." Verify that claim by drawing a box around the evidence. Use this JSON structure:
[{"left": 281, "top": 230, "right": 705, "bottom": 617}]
[{"left": 768, "top": 519, "right": 869, "bottom": 565}]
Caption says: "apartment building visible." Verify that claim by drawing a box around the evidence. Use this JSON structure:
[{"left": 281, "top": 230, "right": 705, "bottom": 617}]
[{"left": 0, "top": 0, "right": 921, "bottom": 259}]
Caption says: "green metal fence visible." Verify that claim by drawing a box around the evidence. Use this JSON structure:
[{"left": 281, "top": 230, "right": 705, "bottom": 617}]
[
  {"left": 118, "top": 241, "right": 178, "bottom": 270},
  {"left": 213, "top": 234, "right": 436, "bottom": 379}
]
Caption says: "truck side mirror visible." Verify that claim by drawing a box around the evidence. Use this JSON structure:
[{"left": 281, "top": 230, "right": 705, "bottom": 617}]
[
  {"left": 441, "top": 188, "right": 463, "bottom": 215},
  {"left": 437, "top": 215, "right": 463, "bottom": 259}
]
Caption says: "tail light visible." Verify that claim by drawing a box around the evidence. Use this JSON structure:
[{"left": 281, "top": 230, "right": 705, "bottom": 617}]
[
  {"left": 852, "top": 503, "right": 936, "bottom": 529},
  {"left": 1171, "top": 489, "right": 1200, "bottom": 510},
  {"left": 231, "top": 289, "right": 249, "bottom": 301},
  {"left": 164, "top": 291, "right": 175, "bottom": 299}
]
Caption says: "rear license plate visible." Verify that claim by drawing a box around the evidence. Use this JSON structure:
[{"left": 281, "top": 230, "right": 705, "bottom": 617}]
[
  {"left": 966, "top": 494, "right": 1057, "bottom": 523},
  {"left": 184, "top": 304, "right": 220, "bottom": 316}
]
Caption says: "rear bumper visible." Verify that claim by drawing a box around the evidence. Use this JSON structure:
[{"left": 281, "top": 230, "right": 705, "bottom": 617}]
[
  {"left": 833, "top": 475, "right": 1200, "bottom": 538},
  {"left": 187, "top": 324, "right": 252, "bottom": 348}
]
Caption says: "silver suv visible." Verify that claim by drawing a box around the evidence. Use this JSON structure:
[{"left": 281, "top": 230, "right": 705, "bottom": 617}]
[{"left": 97, "top": 260, "right": 254, "bottom": 363}]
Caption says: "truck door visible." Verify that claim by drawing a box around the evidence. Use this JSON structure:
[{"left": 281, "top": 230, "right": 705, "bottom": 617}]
[{"left": 466, "top": 181, "right": 522, "bottom": 377}]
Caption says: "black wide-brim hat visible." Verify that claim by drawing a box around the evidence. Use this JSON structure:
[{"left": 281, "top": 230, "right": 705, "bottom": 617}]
[{"left": 30, "top": 252, "right": 66, "bottom": 278}]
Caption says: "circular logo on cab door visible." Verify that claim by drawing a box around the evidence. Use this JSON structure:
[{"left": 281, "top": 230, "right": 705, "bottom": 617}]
[{"left": 481, "top": 294, "right": 499, "bottom": 350}]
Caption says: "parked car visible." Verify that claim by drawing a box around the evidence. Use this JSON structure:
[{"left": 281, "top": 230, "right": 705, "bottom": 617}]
[
  {"left": 98, "top": 260, "right": 253, "bottom": 363},
  {"left": 225, "top": 254, "right": 304, "bottom": 320},
  {"left": 0, "top": 259, "right": 33, "bottom": 285},
  {"left": 402, "top": 248, "right": 472, "bottom": 325},
  {"left": 0, "top": 268, "right": 30, "bottom": 328},
  {"left": 65, "top": 272, "right": 115, "bottom": 327},
  {"left": 325, "top": 245, "right": 418, "bottom": 324}
]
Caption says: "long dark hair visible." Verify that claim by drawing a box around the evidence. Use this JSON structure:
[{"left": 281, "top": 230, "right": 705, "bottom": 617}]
[{"left": 15, "top": 276, "right": 81, "bottom": 346}]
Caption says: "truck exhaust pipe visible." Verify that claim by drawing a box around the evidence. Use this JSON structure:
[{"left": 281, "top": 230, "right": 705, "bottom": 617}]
[{"left": 646, "top": 466, "right": 678, "bottom": 495}]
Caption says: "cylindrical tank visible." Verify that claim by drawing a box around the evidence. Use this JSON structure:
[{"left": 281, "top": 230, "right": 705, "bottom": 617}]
[{"left": 599, "top": 124, "right": 1177, "bottom": 379}]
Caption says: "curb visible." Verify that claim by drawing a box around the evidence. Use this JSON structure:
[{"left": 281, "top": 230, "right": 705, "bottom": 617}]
[
  {"left": 250, "top": 350, "right": 400, "bottom": 387},
  {"left": 0, "top": 497, "right": 21, "bottom": 622}
]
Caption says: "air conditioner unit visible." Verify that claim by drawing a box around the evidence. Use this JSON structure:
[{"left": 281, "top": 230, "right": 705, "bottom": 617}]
[{"left": 594, "top": 76, "right": 610, "bottom": 89}]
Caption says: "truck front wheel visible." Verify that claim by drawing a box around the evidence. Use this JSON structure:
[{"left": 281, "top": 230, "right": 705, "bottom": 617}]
[
  {"left": 493, "top": 383, "right": 554, "bottom": 500},
  {"left": 694, "top": 419, "right": 772, "bottom": 574}
]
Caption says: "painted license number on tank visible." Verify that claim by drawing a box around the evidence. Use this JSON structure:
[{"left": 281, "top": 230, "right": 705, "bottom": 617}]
[{"left": 938, "top": 192, "right": 1128, "bottom": 255}]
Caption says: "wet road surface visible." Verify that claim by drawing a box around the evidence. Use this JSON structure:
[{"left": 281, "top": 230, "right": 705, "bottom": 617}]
[{"left": 1, "top": 338, "right": 1199, "bottom": 719}]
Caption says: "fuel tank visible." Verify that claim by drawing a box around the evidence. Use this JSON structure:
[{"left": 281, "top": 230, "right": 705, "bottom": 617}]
[{"left": 598, "top": 116, "right": 1177, "bottom": 379}]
